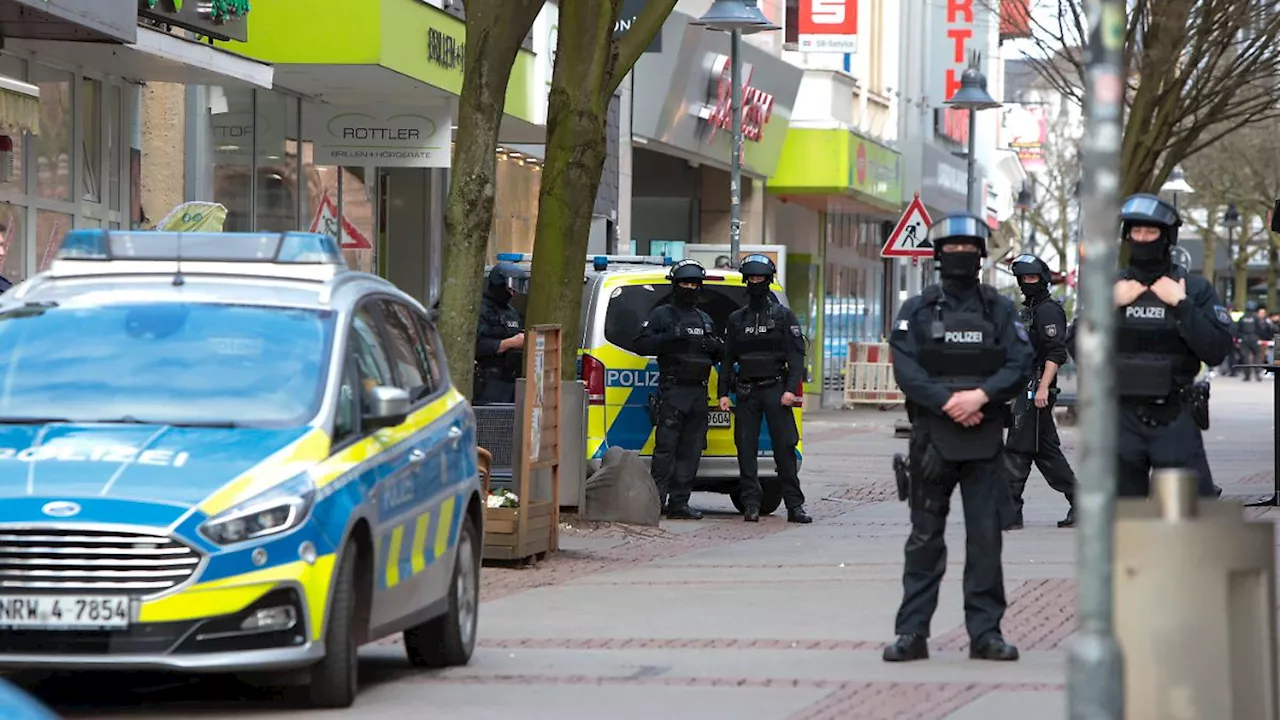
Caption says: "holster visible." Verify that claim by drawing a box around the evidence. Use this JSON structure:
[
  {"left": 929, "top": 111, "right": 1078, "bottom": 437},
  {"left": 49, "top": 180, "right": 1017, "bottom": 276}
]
[
  {"left": 1188, "top": 380, "right": 1210, "bottom": 430},
  {"left": 647, "top": 391, "right": 661, "bottom": 426},
  {"left": 906, "top": 429, "right": 951, "bottom": 516}
]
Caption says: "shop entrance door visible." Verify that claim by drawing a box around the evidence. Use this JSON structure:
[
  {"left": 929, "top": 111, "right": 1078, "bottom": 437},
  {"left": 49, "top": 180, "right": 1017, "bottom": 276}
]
[{"left": 380, "top": 167, "right": 446, "bottom": 308}]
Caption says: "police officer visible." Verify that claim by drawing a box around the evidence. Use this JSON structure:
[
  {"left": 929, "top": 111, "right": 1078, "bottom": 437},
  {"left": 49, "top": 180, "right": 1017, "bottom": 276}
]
[
  {"left": 718, "top": 254, "right": 812, "bottom": 524},
  {"left": 1236, "top": 301, "right": 1264, "bottom": 381},
  {"left": 634, "top": 260, "right": 723, "bottom": 520},
  {"left": 473, "top": 262, "right": 528, "bottom": 405},
  {"left": 1112, "top": 193, "right": 1233, "bottom": 497},
  {"left": 883, "top": 214, "right": 1033, "bottom": 664},
  {"left": 1003, "top": 254, "right": 1077, "bottom": 530}
]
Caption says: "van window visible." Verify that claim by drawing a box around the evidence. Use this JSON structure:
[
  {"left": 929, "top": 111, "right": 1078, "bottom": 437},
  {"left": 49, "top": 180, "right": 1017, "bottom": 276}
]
[{"left": 604, "top": 284, "right": 779, "bottom": 355}]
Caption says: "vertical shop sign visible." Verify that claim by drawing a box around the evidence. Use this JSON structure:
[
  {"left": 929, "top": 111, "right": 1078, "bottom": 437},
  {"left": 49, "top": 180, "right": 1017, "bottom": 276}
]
[
  {"left": 795, "top": 0, "right": 858, "bottom": 53},
  {"left": 928, "top": 0, "right": 994, "bottom": 104},
  {"left": 615, "top": 0, "right": 662, "bottom": 53}
]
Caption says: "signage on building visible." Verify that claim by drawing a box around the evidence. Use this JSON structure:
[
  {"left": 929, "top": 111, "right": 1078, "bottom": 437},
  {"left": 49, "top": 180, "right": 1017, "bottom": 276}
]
[
  {"left": 927, "top": 0, "right": 994, "bottom": 106},
  {"left": 850, "top": 136, "right": 902, "bottom": 205},
  {"left": 427, "top": 26, "right": 465, "bottom": 72},
  {"left": 921, "top": 144, "right": 970, "bottom": 215},
  {"left": 138, "top": 0, "right": 248, "bottom": 43},
  {"left": 304, "top": 104, "right": 453, "bottom": 168},
  {"left": 795, "top": 0, "right": 858, "bottom": 53},
  {"left": 1002, "top": 103, "right": 1048, "bottom": 172},
  {"left": 615, "top": 0, "right": 662, "bottom": 53},
  {"left": 999, "top": 0, "right": 1032, "bottom": 39},
  {"left": 936, "top": 107, "right": 970, "bottom": 145},
  {"left": 698, "top": 53, "right": 776, "bottom": 144}
]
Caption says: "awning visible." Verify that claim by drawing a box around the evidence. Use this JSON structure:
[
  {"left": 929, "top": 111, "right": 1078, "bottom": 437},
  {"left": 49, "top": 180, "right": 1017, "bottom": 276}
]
[
  {"left": 7, "top": 26, "right": 273, "bottom": 89},
  {"left": 0, "top": 75, "right": 39, "bottom": 137}
]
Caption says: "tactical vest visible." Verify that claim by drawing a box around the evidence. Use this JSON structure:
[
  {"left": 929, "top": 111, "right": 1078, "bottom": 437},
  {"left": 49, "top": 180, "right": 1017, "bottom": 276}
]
[
  {"left": 916, "top": 286, "right": 1008, "bottom": 390},
  {"left": 656, "top": 306, "right": 715, "bottom": 385},
  {"left": 1239, "top": 314, "right": 1260, "bottom": 339},
  {"left": 476, "top": 300, "right": 523, "bottom": 378},
  {"left": 733, "top": 302, "right": 788, "bottom": 380},
  {"left": 1021, "top": 296, "right": 1063, "bottom": 377},
  {"left": 1115, "top": 289, "right": 1198, "bottom": 398}
]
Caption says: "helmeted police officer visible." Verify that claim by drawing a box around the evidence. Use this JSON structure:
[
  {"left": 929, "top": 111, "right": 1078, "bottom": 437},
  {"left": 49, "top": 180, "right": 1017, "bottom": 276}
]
[
  {"left": 718, "top": 254, "right": 812, "bottom": 524},
  {"left": 883, "top": 214, "right": 1033, "bottom": 664},
  {"left": 1004, "top": 253, "right": 1077, "bottom": 530},
  {"left": 1236, "top": 300, "right": 1264, "bottom": 381},
  {"left": 634, "top": 260, "right": 724, "bottom": 520},
  {"left": 1112, "top": 193, "right": 1233, "bottom": 497},
  {"left": 474, "top": 262, "right": 528, "bottom": 405}
]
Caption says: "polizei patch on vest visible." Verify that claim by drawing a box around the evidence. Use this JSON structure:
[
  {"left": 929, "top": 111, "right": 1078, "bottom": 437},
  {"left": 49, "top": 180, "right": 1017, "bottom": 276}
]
[
  {"left": 1125, "top": 305, "right": 1165, "bottom": 320},
  {"left": 944, "top": 330, "right": 984, "bottom": 343}
]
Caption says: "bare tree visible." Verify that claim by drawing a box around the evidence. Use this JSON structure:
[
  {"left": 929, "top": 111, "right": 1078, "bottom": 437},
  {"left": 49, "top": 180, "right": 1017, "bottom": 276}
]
[
  {"left": 1008, "top": 103, "right": 1082, "bottom": 268},
  {"left": 1016, "top": 0, "right": 1280, "bottom": 198},
  {"left": 1180, "top": 117, "right": 1280, "bottom": 308},
  {"left": 525, "top": 0, "right": 676, "bottom": 378},
  {"left": 438, "top": 0, "right": 545, "bottom": 400}
]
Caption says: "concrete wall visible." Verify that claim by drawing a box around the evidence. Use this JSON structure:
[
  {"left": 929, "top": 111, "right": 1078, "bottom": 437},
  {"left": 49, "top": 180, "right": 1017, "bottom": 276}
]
[{"left": 139, "top": 82, "right": 186, "bottom": 222}]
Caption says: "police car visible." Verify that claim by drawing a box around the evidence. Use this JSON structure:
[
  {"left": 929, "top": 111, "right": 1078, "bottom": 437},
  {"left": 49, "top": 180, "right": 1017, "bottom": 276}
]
[
  {"left": 497, "top": 253, "right": 804, "bottom": 514},
  {"left": 0, "top": 231, "right": 483, "bottom": 708}
]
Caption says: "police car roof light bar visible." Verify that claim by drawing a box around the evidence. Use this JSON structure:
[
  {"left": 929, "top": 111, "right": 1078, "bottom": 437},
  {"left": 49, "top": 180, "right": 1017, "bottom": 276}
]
[
  {"left": 497, "top": 252, "right": 674, "bottom": 269},
  {"left": 56, "top": 230, "right": 348, "bottom": 267}
]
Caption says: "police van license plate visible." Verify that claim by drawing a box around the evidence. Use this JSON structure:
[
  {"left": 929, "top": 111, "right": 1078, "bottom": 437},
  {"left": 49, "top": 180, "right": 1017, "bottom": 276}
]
[
  {"left": 0, "top": 595, "right": 130, "bottom": 630},
  {"left": 708, "top": 410, "right": 731, "bottom": 428}
]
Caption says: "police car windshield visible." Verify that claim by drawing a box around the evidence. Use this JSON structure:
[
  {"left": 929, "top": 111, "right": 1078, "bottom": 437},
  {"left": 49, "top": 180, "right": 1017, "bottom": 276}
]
[
  {"left": 0, "top": 302, "right": 334, "bottom": 427},
  {"left": 605, "top": 283, "right": 778, "bottom": 355}
]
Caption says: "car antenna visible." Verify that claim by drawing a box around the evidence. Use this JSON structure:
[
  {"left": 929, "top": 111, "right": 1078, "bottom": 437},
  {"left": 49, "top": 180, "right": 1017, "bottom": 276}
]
[{"left": 172, "top": 232, "right": 185, "bottom": 286}]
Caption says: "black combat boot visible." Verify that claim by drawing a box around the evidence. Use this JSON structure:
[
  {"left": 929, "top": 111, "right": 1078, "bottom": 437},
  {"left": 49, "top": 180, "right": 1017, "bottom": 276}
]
[
  {"left": 787, "top": 506, "right": 813, "bottom": 524},
  {"left": 665, "top": 504, "right": 703, "bottom": 520},
  {"left": 882, "top": 634, "right": 928, "bottom": 662},
  {"left": 743, "top": 505, "right": 760, "bottom": 523},
  {"left": 1057, "top": 506, "right": 1075, "bottom": 528},
  {"left": 969, "top": 636, "right": 1020, "bottom": 661}
]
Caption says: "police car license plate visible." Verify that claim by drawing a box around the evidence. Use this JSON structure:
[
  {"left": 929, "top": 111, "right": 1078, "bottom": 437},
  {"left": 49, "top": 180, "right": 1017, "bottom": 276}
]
[
  {"left": 708, "top": 410, "right": 731, "bottom": 427},
  {"left": 0, "top": 595, "right": 130, "bottom": 630}
]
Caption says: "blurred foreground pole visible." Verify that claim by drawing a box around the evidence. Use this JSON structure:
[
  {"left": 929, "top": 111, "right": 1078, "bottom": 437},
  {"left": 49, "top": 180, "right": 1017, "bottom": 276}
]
[{"left": 1068, "top": 0, "right": 1126, "bottom": 718}]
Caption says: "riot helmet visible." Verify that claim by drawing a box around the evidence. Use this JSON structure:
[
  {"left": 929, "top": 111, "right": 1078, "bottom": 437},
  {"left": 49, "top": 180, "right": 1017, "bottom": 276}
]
[
  {"left": 667, "top": 259, "right": 706, "bottom": 307},
  {"left": 739, "top": 253, "right": 776, "bottom": 301},
  {"left": 1246, "top": 300, "right": 1259, "bottom": 313},
  {"left": 1010, "top": 253, "right": 1051, "bottom": 299},
  {"left": 927, "top": 213, "right": 989, "bottom": 284},
  {"left": 1119, "top": 193, "right": 1181, "bottom": 273},
  {"left": 486, "top": 261, "right": 529, "bottom": 304}
]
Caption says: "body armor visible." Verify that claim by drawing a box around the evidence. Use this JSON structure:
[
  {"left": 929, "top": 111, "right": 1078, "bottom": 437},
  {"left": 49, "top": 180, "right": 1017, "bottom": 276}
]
[
  {"left": 657, "top": 306, "right": 715, "bottom": 385},
  {"left": 1115, "top": 289, "right": 1198, "bottom": 398},
  {"left": 733, "top": 303, "right": 787, "bottom": 381}
]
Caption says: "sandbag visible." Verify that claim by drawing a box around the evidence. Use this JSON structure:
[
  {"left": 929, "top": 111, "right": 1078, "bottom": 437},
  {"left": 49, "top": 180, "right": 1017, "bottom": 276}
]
[{"left": 582, "top": 447, "right": 661, "bottom": 526}]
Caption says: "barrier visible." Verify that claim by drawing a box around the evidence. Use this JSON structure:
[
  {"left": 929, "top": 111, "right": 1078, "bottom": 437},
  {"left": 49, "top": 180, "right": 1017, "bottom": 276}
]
[{"left": 842, "top": 341, "right": 904, "bottom": 407}]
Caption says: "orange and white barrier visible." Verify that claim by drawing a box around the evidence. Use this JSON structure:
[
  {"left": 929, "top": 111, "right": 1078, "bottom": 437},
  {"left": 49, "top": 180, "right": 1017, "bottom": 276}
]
[{"left": 842, "top": 341, "right": 905, "bottom": 407}]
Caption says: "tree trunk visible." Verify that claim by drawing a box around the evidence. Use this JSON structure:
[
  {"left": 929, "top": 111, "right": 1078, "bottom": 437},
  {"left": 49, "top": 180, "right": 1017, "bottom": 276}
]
[
  {"left": 438, "top": 0, "right": 544, "bottom": 399},
  {"left": 1234, "top": 261, "right": 1249, "bottom": 309}
]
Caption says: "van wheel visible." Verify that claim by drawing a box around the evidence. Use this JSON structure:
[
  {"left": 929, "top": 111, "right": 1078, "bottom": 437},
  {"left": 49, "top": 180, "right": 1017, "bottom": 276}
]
[
  {"left": 404, "top": 516, "right": 480, "bottom": 668},
  {"left": 306, "top": 541, "right": 359, "bottom": 708},
  {"left": 729, "top": 481, "right": 784, "bottom": 515}
]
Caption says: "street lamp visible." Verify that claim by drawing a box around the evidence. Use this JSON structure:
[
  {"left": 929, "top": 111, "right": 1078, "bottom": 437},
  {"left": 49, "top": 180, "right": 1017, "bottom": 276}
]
[
  {"left": 1160, "top": 166, "right": 1195, "bottom": 210},
  {"left": 946, "top": 53, "right": 1002, "bottom": 215},
  {"left": 690, "top": 0, "right": 779, "bottom": 268},
  {"left": 1016, "top": 183, "right": 1034, "bottom": 254},
  {"left": 1223, "top": 202, "right": 1241, "bottom": 300}
]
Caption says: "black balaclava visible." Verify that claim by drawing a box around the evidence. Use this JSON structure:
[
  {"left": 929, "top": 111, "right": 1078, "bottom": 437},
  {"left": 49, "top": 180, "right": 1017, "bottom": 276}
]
[
  {"left": 1018, "top": 277, "right": 1049, "bottom": 302},
  {"left": 1125, "top": 224, "right": 1173, "bottom": 283},
  {"left": 484, "top": 267, "right": 513, "bottom": 306},
  {"left": 746, "top": 277, "right": 771, "bottom": 305},
  {"left": 938, "top": 245, "right": 981, "bottom": 291},
  {"left": 673, "top": 283, "right": 700, "bottom": 308}
]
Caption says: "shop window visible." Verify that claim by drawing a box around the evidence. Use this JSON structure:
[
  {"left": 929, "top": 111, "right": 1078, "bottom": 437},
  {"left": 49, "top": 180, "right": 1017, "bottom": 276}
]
[
  {"left": 34, "top": 209, "right": 72, "bottom": 272},
  {"left": 0, "top": 204, "right": 24, "bottom": 283},
  {"left": 81, "top": 78, "right": 102, "bottom": 203},
  {"left": 254, "top": 89, "right": 298, "bottom": 231},
  {"left": 208, "top": 85, "right": 253, "bottom": 232},
  {"left": 0, "top": 56, "right": 25, "bottom": 195},
  {"left": 33, "top": 66, "right": 72, "bottom": 202}
]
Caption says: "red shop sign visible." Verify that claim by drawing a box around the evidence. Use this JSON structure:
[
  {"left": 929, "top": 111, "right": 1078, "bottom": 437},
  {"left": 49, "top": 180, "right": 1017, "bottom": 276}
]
[{"left": 702, "top": 53, "right": 776, "bottom": 143}]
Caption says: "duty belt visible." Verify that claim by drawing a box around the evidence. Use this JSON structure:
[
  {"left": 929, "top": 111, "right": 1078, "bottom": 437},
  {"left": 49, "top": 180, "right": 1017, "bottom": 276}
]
[
  {"left": 738, "top": 375, "right": 783, "bottom": 388},
  {"left": 660, "top": 373, "right": 708, "bottom": 387}
]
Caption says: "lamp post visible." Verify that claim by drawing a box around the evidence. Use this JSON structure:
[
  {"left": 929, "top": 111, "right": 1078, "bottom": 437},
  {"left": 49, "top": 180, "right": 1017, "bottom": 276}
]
[
  {"left": 690, "top": 0, "right": 779, "bottom": 268},
  {"left": 1223, "top": 202, "right": 1241, "bottom": 301},
  {"left": 1016, "top": 183, "right": 1034, "bottom": 254},
  {"left": 1160, "top": 165, "right": 1195, "bottom": 211},
  {"left": 945, "top": 54, "right": 1002, "bottom": 215}
]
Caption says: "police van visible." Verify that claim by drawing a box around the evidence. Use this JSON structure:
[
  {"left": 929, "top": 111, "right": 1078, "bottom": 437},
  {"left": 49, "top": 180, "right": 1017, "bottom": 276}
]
[
  {"left": 498, "top": 253, "right": 804, "bottom": 514},
  {"left": 0, "top": 230, "right": 484, "bottom": 708}
]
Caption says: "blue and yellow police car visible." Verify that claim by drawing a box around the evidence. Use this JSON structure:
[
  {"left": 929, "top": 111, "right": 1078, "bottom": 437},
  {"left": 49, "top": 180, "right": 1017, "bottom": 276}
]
[{"left": 0, "top": 230, "right": 484, "bottom": 708}]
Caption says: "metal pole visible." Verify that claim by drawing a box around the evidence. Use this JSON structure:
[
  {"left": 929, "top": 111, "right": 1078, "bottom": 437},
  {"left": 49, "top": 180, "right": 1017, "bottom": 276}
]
[
  {"left": 965, "top": 108, "right": 978, "bottom": 213},
  {"left": 1068, "top": 0, "right": 1126, "bottom": 717},
  {"left": 729, "top": 29, "right": 743, "bottom": 267}
]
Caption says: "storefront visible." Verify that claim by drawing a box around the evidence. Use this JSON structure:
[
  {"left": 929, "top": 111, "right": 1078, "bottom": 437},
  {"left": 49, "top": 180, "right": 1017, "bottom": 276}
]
[
  {"left": 769, "top": 126, "right": 903, "bottom": 406},
  {"left": 0, "top": 0, "right": 265, "bottom": 283},
  {"left": 202, "top": 0, "right": 544, "bottom": 304},
  {"left": 628, "top": 10, "right": 802, "bottom": 259}
]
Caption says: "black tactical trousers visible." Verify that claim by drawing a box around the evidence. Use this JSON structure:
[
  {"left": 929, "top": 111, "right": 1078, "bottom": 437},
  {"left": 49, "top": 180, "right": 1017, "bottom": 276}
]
[
  {"left": 651, "top": 384, "right": 709, "bottom": 508},
  {"left": 1005, "top": 404, "right": 1076, "bottom": 512},
  {"left": 896, "top": 454, "right": 1007, "bottom": 643},
  {"left": 734, "top": 381, "right": 805, "bottom": 510},
  {"left": 1239, "top": 341, "right": 1261, "bottom": 380},
  {"left": 1117, "top": 402, "right": 1215, "bottom": 497}
]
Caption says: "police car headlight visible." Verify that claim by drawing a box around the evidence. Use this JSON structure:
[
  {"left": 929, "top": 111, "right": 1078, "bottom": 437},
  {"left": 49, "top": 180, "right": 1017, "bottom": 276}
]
[{"left": 199, "top": 473, "right": 316, "bottom": 546}]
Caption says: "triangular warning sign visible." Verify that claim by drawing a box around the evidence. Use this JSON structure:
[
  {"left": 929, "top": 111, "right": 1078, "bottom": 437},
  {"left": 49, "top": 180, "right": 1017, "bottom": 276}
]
[
  {"left": 308, "top": 194, "right": 373, "bottom": 250},
  {"left": 881, "top": 195, "right": 934, "bottom": 259}
]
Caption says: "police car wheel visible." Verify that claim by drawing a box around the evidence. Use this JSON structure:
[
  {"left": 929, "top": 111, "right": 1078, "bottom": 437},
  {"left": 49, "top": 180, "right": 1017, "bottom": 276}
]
[
  {"left": 729, "top": 482, "right": 784, "bottom": 515},
  {"left": 404, "top": 516, "right": 481, "bottom": 668},
  {"left": 306, "top": 540, "right": 359, "bottom": 708}
]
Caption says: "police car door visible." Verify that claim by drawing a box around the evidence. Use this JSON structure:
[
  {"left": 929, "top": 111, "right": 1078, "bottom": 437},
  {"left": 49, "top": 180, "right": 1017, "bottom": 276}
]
[{"left": 374, "top": 298, "right": 466, "bottom": 607}]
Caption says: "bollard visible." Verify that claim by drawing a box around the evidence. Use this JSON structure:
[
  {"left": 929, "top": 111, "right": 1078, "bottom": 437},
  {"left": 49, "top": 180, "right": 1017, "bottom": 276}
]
[{"left": 1115, "top": 469, "right": 1279, "bottom": 720}]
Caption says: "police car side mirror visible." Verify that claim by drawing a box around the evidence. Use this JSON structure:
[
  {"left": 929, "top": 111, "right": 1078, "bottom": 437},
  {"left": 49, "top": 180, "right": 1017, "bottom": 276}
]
[
  {"left": 1271, "top": 200, "right": 1280, "bottom": 233},
  {"left": 363, "top": 385, "right": 411, "bottom": 429}
]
